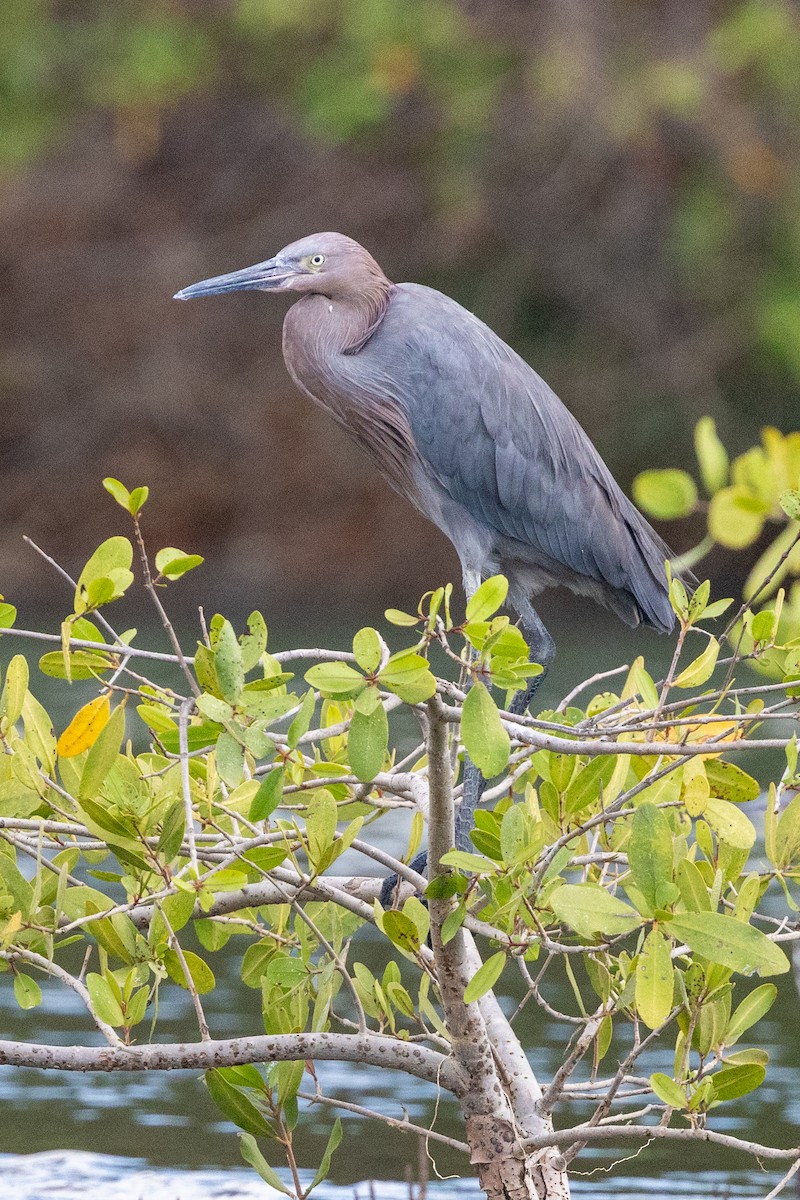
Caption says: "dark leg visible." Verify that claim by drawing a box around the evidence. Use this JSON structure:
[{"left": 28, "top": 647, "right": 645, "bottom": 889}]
[{"left": 506, "top": 596, "right": 555, "bottom": 718}]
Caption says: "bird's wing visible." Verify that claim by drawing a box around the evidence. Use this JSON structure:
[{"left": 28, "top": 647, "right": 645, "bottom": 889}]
[{"left": 379, "top": 284, "right": 674, "bottom": 631}]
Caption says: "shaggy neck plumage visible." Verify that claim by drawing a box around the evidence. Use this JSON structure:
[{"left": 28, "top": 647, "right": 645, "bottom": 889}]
[{"left": 320, "top": 263, "right": 393, "bottom": 355}]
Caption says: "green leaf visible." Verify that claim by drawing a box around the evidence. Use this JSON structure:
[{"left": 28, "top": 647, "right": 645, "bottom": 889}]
[
  {"left": 724, "top": 1048, "right": 769, "bottom": 1068},
  {"left": 195, "top": 693, "right": 233, "bottom": 724},
  {"left": 154, "top": 548, "right": 204, "bottom": 580},
  {"left": 779, "top": 489, "right": 800, "bottom": 521},
  {"left": 440, "top": 902, "right": 466, "bottom": 944},
  {"left": 102, "top": 478, "right": 148, "bottom": 514},
  {"left": 86, "top": 972, "right": 124, "bottom": 1025},
  {"left": 650, "top": 1072, "right": 687, "bottom": 1109},
  {"left": 0, "top": 655, "right": 29, "bottom": 726},
  {"left": 305, "top": 661, "right": 365, "bottom": 698},
  {"left": 550, "top": 884, "right": 641, "bottom": 938},
  {"left": 710, "top": 1062, "right": 765, "bottom": 1102},
  {"left": 704, "top": 760, "right": 760, "bottom": 803},
  {"left": 697, "top": 597, "right": 734, "bottom": 621},
  {"left": 677, "top": 859, "right": 711, "bottom": 913},
  {"left": 0, "top": 857, "right": 34, "bottom": 915},
  {"left": 775, "top": 793, "right": 800, "bottom": 868},
  {"left": 103, "top": 477, "right": 131, "bottom": 508},
  {"left": 461, "top": 682, "right": 510, "bottom": 779},
  {"left": 673, "top": 638, "right": 719, "bottom": 687},
  {"left": 424, "top": 873, "right": 464, "bottom": 901},
  {"left": 708, "top": 487, "right": 768, "bottom": 549},
  {"left": 636, "top": 927, "right": 674, "bottom": 1029},
  {"left": 163, "top": 948, "right": 216, "bottom": 993},
  {"left": 704, "top": 796, "right": 756, "bottom": 852},
  {"left": 157, "top": 799, "right": 185, "bottom": 862},
  {"left": 352, "top": 627, "right": 382, "bottom": 673},
  {"left": 694, "top": 417, "right": 729, "bottom": 496},
  {"left": 563, "top": 755, "right": 616, "bottom": 817},
  {"left": 623, "top": 656, "right": 659, "bottom": 709},
  {"left": 633, "top": 469, "right": 698, "bottom": 519},
  {"left": 465, "top": 575, "right": 508, "bottom": 622},
  {"left": 205, "top": 1070, "right": 272, "bottom": 1137},
  {"left": 382, "top": 910, "right": 421, "bottom": 954},
  {"left": 377, "top": 651, "right": 436, "bottom": 704},
  {"left": 128, "top": 486, "right": 149, "bottom": 515},
  {"left": 123, "top": 986, "right": 148, "bottom": 1027},
  {"left": 250, "top": 766, "right": 284, "bottom": 822},
  {"left": 349, "top": 699, "right": 388, "bottom": 782},
  {"left": 193, "top": 644, "right": 220, "bottom": 696},
  {"left": 309, "top": 1117, "right": 343, "bottom": 1191},
  {"left": 463, "top": 950, "right": 505, "bottom": 1002},
  {"left": 13, "top": 972, "right": 42, "bottom": 1010},
  {"left": 22, "top": 692, "right": 56, "bottom": 772},
  {"left": 438, "top": 850, "right": 496, "bottom": 874},
  {"left": 161, "top": 891, "right": 196, "bottom": 933},
  {"left": 724, "top": 983, "right": 777, "bottom": 1045},
  {"left": 38, "top": 649, "right": 114, "bottom": 680},
  {"left": 160, "top": 719, "right": 220, "bottom": 755},
  {"left": 239, "top": 612, "right": 268, "bottom": 672},
  {"left": 499, "top": 803, "right": 527, "bottom": 864},
  {"left": 213, "top": 619, "right": 245, "bottom": 703},
  {"left": 240, "top": 942, "right": 277, "bottom": 988},
  {"left": 79, "top": 704, "right": 125, "bottom": 800},
  {"left": 306, "top": 789, "right": 338, "bottom": 867},
  {"left": 629, "top": 804, "right": 674, "bottom": 913},
  {"left": 384, "top": 608, "right": 419, "bottom": 627},
  {"left": 215, "top": 731, "right": 244, "bottom": 788},
  {"left": 668, "top": 912, "right": 789, "bottom": 976},
  {"left": 74, "top": 537, "right": 134, "bottom": 611},
  {"left": 287, "top": 688, "right": 316, "bottom": 750},
  {"left": 239, "top": 1134, "right": 289, "bottom": 1193},
  {"left": 0, "top": 602, "right": 18, "bottom": 629}
]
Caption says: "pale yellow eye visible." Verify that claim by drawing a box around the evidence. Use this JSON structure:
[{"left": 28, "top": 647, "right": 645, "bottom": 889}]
[{"left": 309, "top": 253, "right": 325, "bottom": 267}]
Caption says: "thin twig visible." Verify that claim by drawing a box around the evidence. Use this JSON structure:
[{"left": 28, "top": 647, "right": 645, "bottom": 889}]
[
  {"left": 132, "top": 515, "right": 200, "bottom": 696},
  {"left": 178, "top": 696, "right": 200, "bottom": 877},
  {"left": 297, "top": 1089, "right": 469, "bottom": 1154}
]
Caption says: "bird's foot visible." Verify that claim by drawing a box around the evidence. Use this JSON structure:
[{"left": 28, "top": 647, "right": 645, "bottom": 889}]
[{"left": 379, "top": 849, "right": 428, "bottom": 909}]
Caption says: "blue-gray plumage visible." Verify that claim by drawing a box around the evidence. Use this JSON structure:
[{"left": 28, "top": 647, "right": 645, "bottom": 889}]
[
  {"left": 175, "top": 231, "right": 674, "bottom": 651},
  {"left": 175, "top": 231, "right": 677, "bottom": 885}
]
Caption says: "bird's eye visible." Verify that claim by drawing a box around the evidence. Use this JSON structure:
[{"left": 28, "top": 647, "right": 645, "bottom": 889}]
[{"left": 309, "top": 254, "right": 325, "bottom": 267}]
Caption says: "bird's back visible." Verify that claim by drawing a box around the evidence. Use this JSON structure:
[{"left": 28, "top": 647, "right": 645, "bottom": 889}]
[{"left": 350, "top": 283, "right": 676, "bottom": 633}]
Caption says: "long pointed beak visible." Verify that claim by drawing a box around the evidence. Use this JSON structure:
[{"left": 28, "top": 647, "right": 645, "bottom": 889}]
[{"left": 173, "top": 257, "right": 292, "bottom": 300}]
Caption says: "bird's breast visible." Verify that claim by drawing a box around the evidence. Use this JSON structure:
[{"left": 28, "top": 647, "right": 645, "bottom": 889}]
[{"left": 281, "top": 299, "right": 421, "bottom": 501}]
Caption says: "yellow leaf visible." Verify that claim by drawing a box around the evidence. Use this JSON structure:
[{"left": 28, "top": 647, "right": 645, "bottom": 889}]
[
  {"left": 674, "top": 638, "right": 720, "bottom": 688},
  {"left": 0, "top": 911, "right": 22, "bottom": 947},
  {"left": 57, "top": 695, "right": 111, "bottom": 758},
  {"left": 682, "top": 758, "right": 710, "bottom": 817}
]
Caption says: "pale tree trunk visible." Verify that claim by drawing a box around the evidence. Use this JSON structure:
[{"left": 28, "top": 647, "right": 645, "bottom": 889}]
[{"left": 425, "top": 698, "right": 571, "bottom": 1200}]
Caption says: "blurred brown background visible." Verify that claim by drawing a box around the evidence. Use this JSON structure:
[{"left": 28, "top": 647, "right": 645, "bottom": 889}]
[{"left": 2, "top": 0, "right": 799, "bottom": 621}]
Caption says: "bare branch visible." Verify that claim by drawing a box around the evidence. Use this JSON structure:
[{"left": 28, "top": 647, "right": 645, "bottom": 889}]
[
  {"left": 524, "top": 1122, "right": 800, "bottom": 1162},
  {"left": 0, "top": 1032, "right": 463, "bottom": 1091}
]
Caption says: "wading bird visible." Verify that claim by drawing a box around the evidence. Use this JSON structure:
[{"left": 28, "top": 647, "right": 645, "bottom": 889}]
[{"left": 175, "top": 233, "right": 676, "bottom": 865}]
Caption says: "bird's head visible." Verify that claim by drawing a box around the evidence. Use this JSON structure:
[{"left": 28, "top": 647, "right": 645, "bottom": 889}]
[{"left": 173, "top": 233, "right": 388, "bottom": 302}]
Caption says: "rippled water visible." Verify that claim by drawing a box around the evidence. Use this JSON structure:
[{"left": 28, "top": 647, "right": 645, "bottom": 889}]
[
  {"left": 1, "top": 902, "right": 797, "bottom": 1199},
  {"left": 0, "top": 1149, "right": 776, "bottom": 1198}
]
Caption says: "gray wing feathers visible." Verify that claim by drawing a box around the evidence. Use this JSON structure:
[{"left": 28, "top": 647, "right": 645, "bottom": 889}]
[{"left": 382, "top": 285, "right": 674, "bottom": 632}]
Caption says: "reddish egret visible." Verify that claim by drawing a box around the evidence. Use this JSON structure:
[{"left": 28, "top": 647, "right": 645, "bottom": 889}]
[{"left": 175, "top": 233, "right": 675, "bottom": 863}]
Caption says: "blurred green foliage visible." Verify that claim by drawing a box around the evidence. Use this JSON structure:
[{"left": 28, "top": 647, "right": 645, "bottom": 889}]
[
  {"left": 3, "top": 0, "right": 800, "bottom": 473},
  {"left": 635, "top": 418, "right": 800, "bottom": 677}
]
